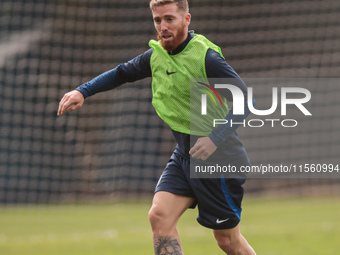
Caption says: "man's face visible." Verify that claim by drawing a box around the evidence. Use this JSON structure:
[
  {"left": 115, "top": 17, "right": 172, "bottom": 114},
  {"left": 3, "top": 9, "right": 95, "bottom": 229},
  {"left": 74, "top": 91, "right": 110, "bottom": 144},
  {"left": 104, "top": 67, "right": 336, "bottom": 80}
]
[{"left": 152, "top": 3, "right": 191, "bottom": 51}]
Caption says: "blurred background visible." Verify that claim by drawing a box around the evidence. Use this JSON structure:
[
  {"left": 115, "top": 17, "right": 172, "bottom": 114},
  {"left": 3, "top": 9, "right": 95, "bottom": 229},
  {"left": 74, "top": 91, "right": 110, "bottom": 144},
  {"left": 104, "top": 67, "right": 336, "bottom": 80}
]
[{"left": 0, "top": 0, "right": 340, "bottom": 254}]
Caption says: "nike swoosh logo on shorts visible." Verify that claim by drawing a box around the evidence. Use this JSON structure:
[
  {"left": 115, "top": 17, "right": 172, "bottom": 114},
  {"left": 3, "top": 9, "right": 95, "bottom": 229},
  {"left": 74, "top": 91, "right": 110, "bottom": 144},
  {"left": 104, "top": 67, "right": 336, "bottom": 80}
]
[{"left": 216, "top": 218, "right": 229, "bottom": 224}]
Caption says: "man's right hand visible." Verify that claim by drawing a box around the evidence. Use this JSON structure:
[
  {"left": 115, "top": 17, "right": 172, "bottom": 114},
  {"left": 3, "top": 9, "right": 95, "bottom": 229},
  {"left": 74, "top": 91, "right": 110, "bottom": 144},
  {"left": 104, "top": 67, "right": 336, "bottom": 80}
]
[{"left": 57, "top": 90, "right": 85, "bottom": 116}]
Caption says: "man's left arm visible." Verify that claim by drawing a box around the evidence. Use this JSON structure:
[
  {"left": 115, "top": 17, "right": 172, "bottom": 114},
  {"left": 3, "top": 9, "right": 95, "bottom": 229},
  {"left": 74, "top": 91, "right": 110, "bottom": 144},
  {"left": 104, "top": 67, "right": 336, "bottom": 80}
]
[{"left": 189, "top": 49, "right": 255, "bottom": 160}]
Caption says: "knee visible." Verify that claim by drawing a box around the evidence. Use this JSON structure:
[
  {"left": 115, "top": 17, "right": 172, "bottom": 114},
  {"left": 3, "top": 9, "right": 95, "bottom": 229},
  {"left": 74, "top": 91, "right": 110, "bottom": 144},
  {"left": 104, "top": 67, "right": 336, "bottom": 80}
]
[
  {"left": 148, "top": 205, "right": 164, "bottom": 227},
  {"left": 214, "top": 232, "right": 245, "bottom": 255},
  {"left": 215, "top": 234, "right": 234, "bottom": 253},
  {"left": 148, "top": 205, "right": 172, "bottom": 233}
]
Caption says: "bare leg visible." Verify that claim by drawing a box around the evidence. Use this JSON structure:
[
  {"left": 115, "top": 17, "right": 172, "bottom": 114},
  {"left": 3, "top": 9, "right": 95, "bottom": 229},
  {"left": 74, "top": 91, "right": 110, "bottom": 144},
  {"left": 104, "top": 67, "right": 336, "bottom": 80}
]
[
  {"left": 153, "top": 230, "right": 182, "bottom": 255},
  {"left": 213, "top": 224, "right": 256, "bottom": 255},
  {"left": 149, "top": 191, "right": 196, "bottom": 255}
]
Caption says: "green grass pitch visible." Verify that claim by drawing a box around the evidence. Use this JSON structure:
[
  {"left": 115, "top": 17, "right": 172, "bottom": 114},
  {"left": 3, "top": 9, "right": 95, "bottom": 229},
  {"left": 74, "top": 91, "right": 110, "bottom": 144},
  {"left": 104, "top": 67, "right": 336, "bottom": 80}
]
[{"left": 0, "top": 196, "right": 339, "bottom": 255}]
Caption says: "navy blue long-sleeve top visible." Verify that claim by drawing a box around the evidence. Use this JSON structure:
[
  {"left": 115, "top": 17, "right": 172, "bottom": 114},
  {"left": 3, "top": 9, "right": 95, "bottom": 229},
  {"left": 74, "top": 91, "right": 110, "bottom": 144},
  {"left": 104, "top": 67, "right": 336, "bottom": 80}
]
[{"left": 76, "top": 31, "right": 254, "bottom": 159}]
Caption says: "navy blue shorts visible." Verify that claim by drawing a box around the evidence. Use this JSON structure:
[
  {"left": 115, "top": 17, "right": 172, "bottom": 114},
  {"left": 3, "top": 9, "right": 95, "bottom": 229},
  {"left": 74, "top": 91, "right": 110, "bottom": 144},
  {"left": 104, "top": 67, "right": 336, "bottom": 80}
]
[{"left": 155, "top": 150, "right": 249, "bottom": 230}]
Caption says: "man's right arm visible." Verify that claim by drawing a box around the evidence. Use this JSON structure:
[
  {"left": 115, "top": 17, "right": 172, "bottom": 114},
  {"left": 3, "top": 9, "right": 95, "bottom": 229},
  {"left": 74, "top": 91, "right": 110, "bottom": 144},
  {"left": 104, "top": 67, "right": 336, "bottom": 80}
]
[
  {"left": 57, "top": 49, "right": 153, "bottom": 116},
  {"left": 76, "top": 49, "right": 153, "bottom": 98}
]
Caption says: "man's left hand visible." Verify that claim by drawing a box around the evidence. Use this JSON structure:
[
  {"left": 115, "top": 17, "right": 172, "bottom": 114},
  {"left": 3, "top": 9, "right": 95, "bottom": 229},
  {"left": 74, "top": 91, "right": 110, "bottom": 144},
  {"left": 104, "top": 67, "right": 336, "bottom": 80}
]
[{"left": 189, "top": 137, "right": 217, "bottom": 161}]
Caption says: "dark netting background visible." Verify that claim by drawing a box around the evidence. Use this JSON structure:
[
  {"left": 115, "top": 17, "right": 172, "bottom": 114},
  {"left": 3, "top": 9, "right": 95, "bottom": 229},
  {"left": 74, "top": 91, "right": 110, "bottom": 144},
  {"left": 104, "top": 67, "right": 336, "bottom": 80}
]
[{"left": 0, "top": 0, "right": 339, "bottom": 203}]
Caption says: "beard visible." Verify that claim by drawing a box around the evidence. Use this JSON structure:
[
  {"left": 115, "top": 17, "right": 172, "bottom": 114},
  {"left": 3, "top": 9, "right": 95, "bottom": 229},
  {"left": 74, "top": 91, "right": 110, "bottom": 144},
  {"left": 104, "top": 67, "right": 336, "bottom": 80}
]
[{"left": 157, "top": 24, "right": 187, "bottom": 51}]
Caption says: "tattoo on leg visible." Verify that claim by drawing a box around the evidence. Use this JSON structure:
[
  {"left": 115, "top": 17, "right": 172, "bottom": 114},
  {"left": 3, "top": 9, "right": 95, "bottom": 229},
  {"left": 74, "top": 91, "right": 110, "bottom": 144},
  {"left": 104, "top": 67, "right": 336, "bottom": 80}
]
[{"left": 154, "top": 236, "right": 183, "bottom": 255}]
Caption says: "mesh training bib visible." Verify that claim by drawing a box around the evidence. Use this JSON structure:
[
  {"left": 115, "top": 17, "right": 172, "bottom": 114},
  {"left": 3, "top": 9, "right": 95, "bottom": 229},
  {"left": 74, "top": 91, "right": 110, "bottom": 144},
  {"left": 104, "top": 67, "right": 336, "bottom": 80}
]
[{"left": 149, "top": 34, "right": 229, "bottom": 136}]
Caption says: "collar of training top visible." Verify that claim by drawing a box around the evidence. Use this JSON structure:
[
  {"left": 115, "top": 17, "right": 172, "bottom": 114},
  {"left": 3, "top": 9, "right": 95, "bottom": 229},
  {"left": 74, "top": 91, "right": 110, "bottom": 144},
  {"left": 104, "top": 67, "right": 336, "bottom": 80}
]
[{"left": 168, "top": 30, "right": 194, "bottom": 55}]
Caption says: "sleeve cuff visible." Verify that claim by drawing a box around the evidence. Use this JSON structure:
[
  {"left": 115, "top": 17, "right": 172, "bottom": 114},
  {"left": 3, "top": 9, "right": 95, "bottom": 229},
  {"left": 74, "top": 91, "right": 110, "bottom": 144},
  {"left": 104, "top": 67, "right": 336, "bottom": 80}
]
[
  {"left": 75, "top": 86, "right": 90, "bottom": 99},
  {"left": 208, "top": 132, "right": 224, "bottom": 147}
]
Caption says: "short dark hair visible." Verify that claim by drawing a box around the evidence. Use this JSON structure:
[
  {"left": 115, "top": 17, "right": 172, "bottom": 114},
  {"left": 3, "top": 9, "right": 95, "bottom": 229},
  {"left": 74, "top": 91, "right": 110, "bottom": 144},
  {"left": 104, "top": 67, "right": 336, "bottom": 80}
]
[{"left": 150, "top": 0, "right": 189, "bottom": 13}]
